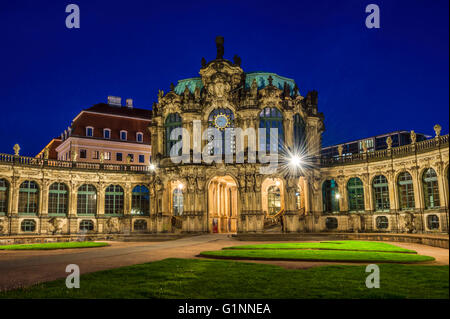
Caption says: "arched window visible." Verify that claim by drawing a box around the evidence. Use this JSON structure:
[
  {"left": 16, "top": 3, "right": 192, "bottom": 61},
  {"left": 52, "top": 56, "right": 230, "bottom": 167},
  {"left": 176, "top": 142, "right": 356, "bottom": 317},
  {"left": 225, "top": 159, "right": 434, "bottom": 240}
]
[
  {"left": 164, "top": 113, "right": 182, "bottom": 156},
  {"left": 173, "top": 188, "right": 183, "bottom": 216},
  {"left": 77, "top": 184, "right": 97, "bottom": 215},
  {"left": 207, "top": 108, "right": 235, "bottom": 155},
  {"left": 322, "top": 179, "right": 339, "bottom": 213},
  {"left": 48, "top": 183, "right": 68, "bottom": 215},
  {"left": 105, "top": 185, "right": 124, "bottom": 215},
  {"left": 79, "top": 220, "right": 94, "bottom": 232},
  {"left": 293, "top": 113, "right": 306, "bottom": 150},
  {"left": 325, "top": 217, "right": 338, "bottom": 230},
  {"left": 376, "top": 216, "right": 389, "bottom": 229},
  {"left": 427, "top": 214, "right": 439, "bottom": 230},
  {"left": 373, "top": 175, "right": 390, "bottom": 212},
  {"left": 259, "top": 107, "right": 284, "bottom": 153},
  {"left": 134, "top": 219, "right": 147, "bottom": 231},
  {"left": 132, "top": 185, "right": 150, "bottom": 215},
  {"left": 422, "top": 168, "right": 440, "bottom": 209},
  {"left": 347, "top": 177, "right": 364, "bottom": 211},
  {"left": 21, "top": 219, "right": 36, "bottom": 232},
  {"left": 398, "top": 172, "right": 415, "bottom": 210},
  {"left": 267, "top": 186, "right": 281, "bottom": 215},
  {"left": 18, "top": 181, "right": 39, "bottom": 214},
  {"left": 0, "top": 179, "right": 9, "bottom": 215}
]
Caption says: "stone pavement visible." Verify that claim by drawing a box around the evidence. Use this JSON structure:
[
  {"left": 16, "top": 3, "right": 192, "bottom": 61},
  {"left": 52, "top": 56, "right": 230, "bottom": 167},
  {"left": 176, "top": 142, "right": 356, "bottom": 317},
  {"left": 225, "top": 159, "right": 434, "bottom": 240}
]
[{"left": 0, "top": 234, "right": 448, "bottom": 291}]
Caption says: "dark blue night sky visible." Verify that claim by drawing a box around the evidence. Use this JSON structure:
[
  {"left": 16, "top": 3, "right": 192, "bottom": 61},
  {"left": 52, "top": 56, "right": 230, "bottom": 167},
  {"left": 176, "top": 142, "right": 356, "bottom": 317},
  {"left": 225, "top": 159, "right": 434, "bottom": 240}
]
[{"left": 0, "top": 0, "right": 448, "bottom": 156}]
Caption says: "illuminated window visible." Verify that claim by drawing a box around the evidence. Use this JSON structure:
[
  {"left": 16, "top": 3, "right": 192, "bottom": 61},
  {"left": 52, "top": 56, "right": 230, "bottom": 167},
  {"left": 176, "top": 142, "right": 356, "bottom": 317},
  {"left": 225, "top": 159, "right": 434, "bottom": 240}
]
[
  {"left": 77, "top": 184, "right": 97, "bottom": 215},
  {"left": 173, "top": 188, "right": 183, "bottom": 216},
  {"left": 259, "top": 107, "right": 284, "bottom": 153},
  {"left": 0, "top": 179, "right": 9, "bottom": 215},
  {"left": 79, "top": 220, "right": 94, "bottom": 231},
  {"left": 293, "top": 113, "right": 306, "bottom": 149},
  {"left": 373, "top": 175, "right": 390, "bottom": 212},
  {"left": 422, "top": 168, "right": 440, "bottom": 209},
  {"left": 164, "top": 113, "right": 182, "bottom": 156},
  {"left": 131, "top": 185, "right": 149, "bottom": 215},
  {"left": 427, "top": 214, "right": 439, "bottom": 230},
  {"left": 86, "top": 127, "right": 94, "bottom": 137},
  {"left": 267, "top": 186, "right": 281, "bottom": 215},
  {"left": 322, "top": 179, "right": 339, "bottom": 213},
  {"left": 21, "top": 219, "right": 36, "bottom": 232},
  {"left": 105, "top": 185, "right": 124, "bottom": 215},
  {"left": 398, "top": 172, "right": 415, "bottom": 210},
  {"left": 18, "top": 181, "right": 39, "bottom": 214},
  {"left": 347, "top": 177, "right": 365, "bottom": 211},
  {"left": 48, "top": 183, "right": 68, "bottom": 215}
]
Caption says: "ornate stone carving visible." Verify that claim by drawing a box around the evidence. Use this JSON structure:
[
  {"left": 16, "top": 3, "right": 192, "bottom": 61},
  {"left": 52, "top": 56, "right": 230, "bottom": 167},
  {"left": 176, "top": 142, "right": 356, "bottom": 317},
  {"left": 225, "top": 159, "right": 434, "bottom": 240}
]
[
  {"left": 13, "top": 144, "right": 20, "bottom": 156},
  {"left": 434, "top": 124, "right": 441, "bottom": 137},
  {"left": 410, "top": 130, "right": 416, "bottom": 144},
  {"left": 337, "top": 145, "right": 343, "bottom": 157},
  {"left": 386, "top": 136, "right": 392, "bottom": 149},
  {"left": 48, "top": 217, "right": 63, "bottom": 235},
  {"left": 106, "top": 218, "right": 120, "bottom": 233}
]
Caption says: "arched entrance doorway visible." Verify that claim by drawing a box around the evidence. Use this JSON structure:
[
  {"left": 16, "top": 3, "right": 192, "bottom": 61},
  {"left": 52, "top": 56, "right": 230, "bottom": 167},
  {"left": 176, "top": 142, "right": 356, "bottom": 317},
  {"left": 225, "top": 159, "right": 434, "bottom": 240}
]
[{"left": 208, "top": 175, "right": 238, "bottom": 233}]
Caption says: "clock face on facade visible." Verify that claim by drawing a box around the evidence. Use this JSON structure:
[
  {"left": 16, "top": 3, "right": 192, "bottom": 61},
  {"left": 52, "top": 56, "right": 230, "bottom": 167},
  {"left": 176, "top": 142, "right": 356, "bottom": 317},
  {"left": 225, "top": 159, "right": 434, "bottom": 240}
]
[{"left": 213, "top": 113, "right": 230, "bottom": 130}]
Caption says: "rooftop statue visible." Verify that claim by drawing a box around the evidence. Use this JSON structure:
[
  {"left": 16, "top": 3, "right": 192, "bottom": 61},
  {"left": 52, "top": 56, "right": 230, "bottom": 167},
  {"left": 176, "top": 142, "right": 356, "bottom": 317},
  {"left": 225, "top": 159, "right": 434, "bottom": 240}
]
[{"left": 216, "top": 36, "right": 224, "bottom": 59}]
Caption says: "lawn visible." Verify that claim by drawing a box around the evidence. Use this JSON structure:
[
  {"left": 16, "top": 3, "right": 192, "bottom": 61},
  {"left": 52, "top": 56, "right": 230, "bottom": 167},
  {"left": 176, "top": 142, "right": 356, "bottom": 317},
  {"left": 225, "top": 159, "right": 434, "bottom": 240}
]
[
  {"left": 0, "top": 258, "right": 447, "bottom": 299},
  {"left": 0, "top": 242, "right": 109, "bottom": 250},
  {"left": 200, "top": 249, "right": 434, "bottom": 263},
  {"left": 224, "top": 241, "right": 416, "bottom": 253}
]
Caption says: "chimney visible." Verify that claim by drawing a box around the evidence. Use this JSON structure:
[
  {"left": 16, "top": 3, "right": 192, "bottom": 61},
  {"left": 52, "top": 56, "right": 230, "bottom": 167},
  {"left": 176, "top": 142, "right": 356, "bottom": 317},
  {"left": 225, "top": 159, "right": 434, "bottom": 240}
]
[
  {"left": 107, "top": 96, "right": 122, "bottom": 106},
  {"left": 126, "top": 98, "right": 133, "bottom": 108}
]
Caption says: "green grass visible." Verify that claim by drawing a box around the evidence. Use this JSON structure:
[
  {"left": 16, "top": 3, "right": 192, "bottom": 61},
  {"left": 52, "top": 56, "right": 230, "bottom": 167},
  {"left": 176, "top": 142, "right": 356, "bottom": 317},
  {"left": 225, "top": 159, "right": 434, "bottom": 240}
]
[
  {"left": 0, "top": 258, "right": 447, "bottom": 299},
  {"left": 0, "top": 242, "right": 109, "bottom": 250},
  {"left": 225, "top": 241, "right": 416, "bottom": 253},
  {"left": 200, "top": 249, "right": 434, "bottom": 263}
]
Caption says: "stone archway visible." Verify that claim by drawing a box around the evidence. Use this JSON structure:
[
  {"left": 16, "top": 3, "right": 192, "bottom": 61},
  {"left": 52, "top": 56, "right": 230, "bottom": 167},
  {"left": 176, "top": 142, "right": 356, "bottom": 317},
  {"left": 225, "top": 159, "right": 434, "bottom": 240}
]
[{"left": 207, "top": 175, "right": 238, "bottom": 233}]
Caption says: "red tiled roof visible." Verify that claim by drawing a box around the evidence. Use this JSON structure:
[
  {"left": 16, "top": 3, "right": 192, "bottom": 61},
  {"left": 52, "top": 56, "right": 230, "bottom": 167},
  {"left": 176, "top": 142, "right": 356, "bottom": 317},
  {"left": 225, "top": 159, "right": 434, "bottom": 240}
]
[
  {"left": 36, "top": 138, "right": 62, "bottom": 159},
  {"left": 71, "top": 104, "right": 151, "bottom": 143},
  {"left": 83, "top": 103, "right": 152, "bottom": 120}
]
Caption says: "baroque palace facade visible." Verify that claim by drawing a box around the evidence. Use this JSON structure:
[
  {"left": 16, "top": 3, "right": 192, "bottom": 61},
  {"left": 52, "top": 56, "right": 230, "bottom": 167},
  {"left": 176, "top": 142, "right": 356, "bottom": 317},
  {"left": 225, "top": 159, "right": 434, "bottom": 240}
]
[{"left": 0, "top": 38, "right": 448, "bottom": 236}]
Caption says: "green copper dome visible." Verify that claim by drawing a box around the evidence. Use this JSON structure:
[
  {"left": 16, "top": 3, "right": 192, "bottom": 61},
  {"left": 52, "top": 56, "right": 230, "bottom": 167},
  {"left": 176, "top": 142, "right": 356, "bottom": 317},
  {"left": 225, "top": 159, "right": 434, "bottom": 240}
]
[{"left": 174, "top": 72, "right": 297, "bottom": 95}]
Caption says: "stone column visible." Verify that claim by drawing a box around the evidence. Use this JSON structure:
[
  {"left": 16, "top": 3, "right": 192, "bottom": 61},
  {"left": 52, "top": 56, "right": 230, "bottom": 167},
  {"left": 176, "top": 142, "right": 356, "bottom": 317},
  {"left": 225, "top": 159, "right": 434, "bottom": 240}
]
[
  {"left": 39, "top": 180, "right": 49, "bottom": 234},
  {"left": 68, "top": 182, "right": 78, "bottom": 234},
  {"left": 411, "top": 166, "right": 424, "bottom": 210},
  {"left": 40, "top": 180, "right": 49, "bottom": 216},
  {"left": 97, "top": 183, "right": 105, "bottom": 233},
  {"left": 284, "top": 177, "right": 299, "bottom": 232},
  {"left": 338, "top": 177, "right": 348, "bottom": 212},
  {"left": 387, "top": 171, "right": 398, "bottom": 212}
]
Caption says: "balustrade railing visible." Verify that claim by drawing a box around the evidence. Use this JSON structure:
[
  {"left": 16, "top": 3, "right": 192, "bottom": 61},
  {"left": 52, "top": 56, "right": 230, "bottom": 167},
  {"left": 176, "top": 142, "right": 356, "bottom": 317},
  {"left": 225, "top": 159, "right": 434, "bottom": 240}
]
[
  {"left": 321, "top": 134, "right": 448, "bottom": 167},
  {"left": 1, "top": 135, "right": 447, "bottom": 171},
  {"left": 0, "top": 153, "right": 152, "bottom": 174}
]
